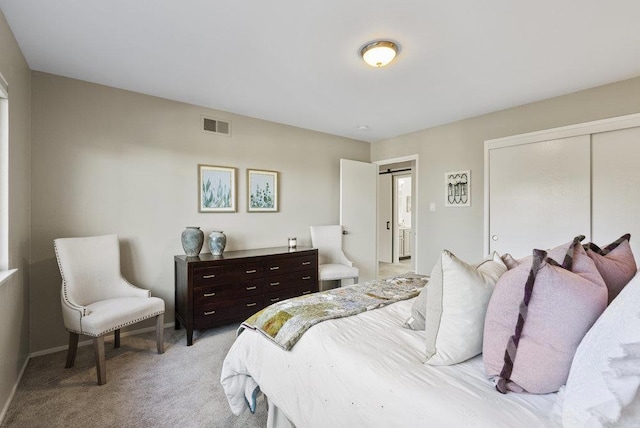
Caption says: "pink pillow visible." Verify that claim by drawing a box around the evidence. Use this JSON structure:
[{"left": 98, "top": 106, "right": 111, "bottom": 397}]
[
  {"left": 484, "top": 237, "right": 607, "bottom": 394},
  {"left": 501, "top": 240, "right": 572, "bottom": 270},
  {"left": 584, "top": 234, "right": 637, "bottom": 303}
]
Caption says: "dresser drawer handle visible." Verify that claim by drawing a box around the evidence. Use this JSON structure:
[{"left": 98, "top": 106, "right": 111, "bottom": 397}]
[
  {"left": 270, "top": 266, "right": 280, "bottom": 271},
  {"left": 302, "top": 290, "right": 311, "bottom": 295},
  {"left": 203, "top": 292, "right": 216, "bottom": 297},
  {"left": 270, "top": 282, "right": 280, "bottom": 286},
  {"left": 246, "top": 286, "right": 257, "bottom": 290},
  {"left": 202, "top": 274, "right": 216, "bottom": 279},
  {"left": 302, "top": 276, "right": 311, "bottom": 280},
  {"left": 246, "top": 269, "right": 257, "bottom": 274},
  {"left": 204, "top": 310, "right": 216, "bottom": 316},
  {"left": 270, "top": 297, "right": 280, "bottom": 302},
  {"left": 246, "top": 302, "right": 257, "bottom": 307},
  {"left": 302, "top": 261, "right": 311, "bottom": 265}
]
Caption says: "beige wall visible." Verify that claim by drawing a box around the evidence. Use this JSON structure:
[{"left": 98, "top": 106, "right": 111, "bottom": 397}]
[
  {"left": 0, "top": 10, "right": 31, "bottom": 419},
  {"left": 29, "top": 72, "right": 369, "bottom": 352},
  {"left": 372, "top": 76, "right": 640, "bottom": 273}
]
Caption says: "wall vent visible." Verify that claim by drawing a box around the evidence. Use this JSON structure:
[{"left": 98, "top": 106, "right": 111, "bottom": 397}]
[{"left": 201, "top": 116, "right": 231, "bottom": 136}]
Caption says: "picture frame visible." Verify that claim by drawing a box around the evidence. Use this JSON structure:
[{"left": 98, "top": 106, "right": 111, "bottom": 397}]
[
  {"left": 247, "top": 169, "right": 279, "bottom": 212},
  {"left": 445, "top": 170, "right": 471, "bottom": 207},
  {"left": 198, "top": 164, "right": 236, "bottom": 212}
]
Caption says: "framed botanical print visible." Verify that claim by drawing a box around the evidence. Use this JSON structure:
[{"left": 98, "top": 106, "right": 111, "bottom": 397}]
[
  {"left": 198, "top": 164, "right": 236, "bottom": 212},
  {"left": 247, "top": 169, "right": 278, "bottom": 212}
]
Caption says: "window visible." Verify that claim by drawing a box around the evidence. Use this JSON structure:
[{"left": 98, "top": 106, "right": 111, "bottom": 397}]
[{"left": 0, "top": 72, "right": 8, "bottom": 271}]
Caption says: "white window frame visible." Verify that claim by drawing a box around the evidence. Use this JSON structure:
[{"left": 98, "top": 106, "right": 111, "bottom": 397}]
[{"left": 0, "top": 72, "right": 15, "bottom": 285}]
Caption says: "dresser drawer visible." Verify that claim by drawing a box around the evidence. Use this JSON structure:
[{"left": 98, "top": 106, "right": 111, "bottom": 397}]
[
  {"left": 194, "top": 296, "right": 263, "bottom": 326},
  {"left": 193, "top": 280, "right": 263, "bottom": 306},
  {"left": 264, "top": 285, "right": 315, "bottom": 305},
  {"left": 264, "top": 269, "right": 317, "bottom": 292},
  {"left": 264, "top": 254, "right": 316, "bottom": 276},
  {"left": 193, "top": 262, "right": 263, "bottom": 286}
]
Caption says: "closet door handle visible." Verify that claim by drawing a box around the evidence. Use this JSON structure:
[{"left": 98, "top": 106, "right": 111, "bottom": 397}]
[{"left": 386, "top": 221, "right": 390, "bottom": 230}]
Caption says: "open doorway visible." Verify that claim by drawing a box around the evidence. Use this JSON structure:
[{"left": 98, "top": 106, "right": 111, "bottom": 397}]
[{"left": 376, "top": 156, "right": 418, "bottom": 278}]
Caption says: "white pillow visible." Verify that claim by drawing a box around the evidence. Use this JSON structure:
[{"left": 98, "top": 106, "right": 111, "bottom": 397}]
[
  {"left": 563, "top": 271, "right": 640, "bottom": 427},
  {"left": 424, "top": 250, "right": 507, "bottom": 366}
]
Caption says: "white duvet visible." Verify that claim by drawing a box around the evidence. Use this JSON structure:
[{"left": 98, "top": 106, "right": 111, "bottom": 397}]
[{"left": 221, "top": 298, "right": 560, "bottom": 427}]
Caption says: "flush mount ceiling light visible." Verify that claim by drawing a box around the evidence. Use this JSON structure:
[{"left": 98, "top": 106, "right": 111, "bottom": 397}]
[{"left": 360, "top": 40, "right": 399, "bottom": 67}]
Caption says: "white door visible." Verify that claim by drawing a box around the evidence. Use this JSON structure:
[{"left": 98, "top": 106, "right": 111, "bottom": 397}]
[
  {"left": 592, "top": 127, "right": 640, "bottom": 264},
  {"left": 488, "top": 136, "right": 591, "bottom": 258},
  {"left": 377, "top": 174, "right": 393, "bottom": 263},
  {"left": 340, "top": 159, "right": 377, "bottom": 282}
]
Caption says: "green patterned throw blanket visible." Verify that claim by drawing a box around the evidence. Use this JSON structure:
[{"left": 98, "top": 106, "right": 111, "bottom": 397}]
[{"left": 240, "top": 274, "right": 428, "bottom": 350}]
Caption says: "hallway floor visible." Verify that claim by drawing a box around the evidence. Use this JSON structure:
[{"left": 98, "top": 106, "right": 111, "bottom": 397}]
[{"left": 378, "top": 258, "right": 413, "bottom": 279}]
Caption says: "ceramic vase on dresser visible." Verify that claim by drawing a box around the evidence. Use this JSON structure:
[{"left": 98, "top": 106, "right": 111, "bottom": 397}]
[
  {"left": 208, "top": 231, "right": 226, "bottom": 255},
  {"left": 181, "top": 227, "right": 204, "bottom": 256}
]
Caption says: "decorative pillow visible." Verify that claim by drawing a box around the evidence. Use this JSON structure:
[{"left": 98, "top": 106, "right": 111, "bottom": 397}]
[
  {"left": 423, "top": 250, "right": 507, "bottom": 365},
  {"left": 501, "top": 253, "right": 521, "bottom": 270},
  {"left": 584, "top": 234, "right": 637, "bottom": 303},
  {"left": 501, "top": 240, "right": 572, "bottom": 270},
  {"left": 483, "top": 237, "right": 608, "bottom": 394},
  {"left": 404, "top": 283, "right": 429, "bottom": 330},
  {"left": 562, "top": 271, "right": 640, "bottom": 427}
]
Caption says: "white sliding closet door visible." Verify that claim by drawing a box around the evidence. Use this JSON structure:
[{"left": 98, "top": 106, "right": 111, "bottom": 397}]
[
  {"left": 592, "top": 127, "right": 640, "bottom": 264},
  {"left": 488, "top": 136, "right": 591, "bottom": 258}
]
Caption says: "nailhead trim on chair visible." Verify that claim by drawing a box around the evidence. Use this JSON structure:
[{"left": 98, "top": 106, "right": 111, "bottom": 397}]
[
  {"left": 53, "top": 241, "right": 88, "bottom": 317},
  {"left": 89, "top": 310, "right": 166, "bottom": 337}
]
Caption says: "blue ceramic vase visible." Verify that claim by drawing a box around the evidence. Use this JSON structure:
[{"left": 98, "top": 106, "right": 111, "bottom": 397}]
[
  {"left": 181, "top": 226, "right": 204, "bottom": 256},
  {"left": 208, "top": 231, "right": 226, "bottom": 255}
]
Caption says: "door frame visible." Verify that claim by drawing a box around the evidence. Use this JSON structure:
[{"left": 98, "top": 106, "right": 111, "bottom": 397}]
[
  {"left": 484, "top": 112, "right": 640, "bottom": 256},
  {"left": 374, "top": 154, "right": 419, "bottom": 273},
  {"left": 393, "top": 173, "right": 412, "bottom": 263}
]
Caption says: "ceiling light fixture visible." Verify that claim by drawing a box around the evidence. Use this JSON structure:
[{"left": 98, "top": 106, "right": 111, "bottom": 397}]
[{"left": 360, "top": 40, "right": 399, "bottom": 67}]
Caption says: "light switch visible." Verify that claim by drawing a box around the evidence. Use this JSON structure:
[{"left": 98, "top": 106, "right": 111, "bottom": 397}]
[{"left": 429, "top": 202, "right": 436, "bottom": 212}]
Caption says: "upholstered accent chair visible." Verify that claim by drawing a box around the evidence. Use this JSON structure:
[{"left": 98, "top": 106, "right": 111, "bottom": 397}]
[
  {"left": 310, "top": 225, "right": 359, "bottom": 287},
  {"left": 53, "top": 234, "right": 165, "bottom": 385}
]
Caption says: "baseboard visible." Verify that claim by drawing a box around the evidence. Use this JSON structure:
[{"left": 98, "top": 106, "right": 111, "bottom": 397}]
[
  {"left": 0, "top": 355, "right": 29, "bottom": 425},
  {"left": 29, "top": 322, "right": 176, "bottom": 358}
]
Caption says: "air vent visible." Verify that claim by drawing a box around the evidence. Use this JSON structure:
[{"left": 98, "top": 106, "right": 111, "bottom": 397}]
[{"left": 201, "top": 116, "right": 231, "bottom": 136}]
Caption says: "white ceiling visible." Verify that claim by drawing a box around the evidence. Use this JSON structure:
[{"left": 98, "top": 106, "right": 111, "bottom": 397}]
[{"left": 2, "top": 1, "right": 640, "bottom": 143}]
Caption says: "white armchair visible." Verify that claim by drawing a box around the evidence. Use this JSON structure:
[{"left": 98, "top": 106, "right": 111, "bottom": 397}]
[
  {"left": 310, "top": 225, "right": 359, "bottom": 287},
  {"left": 53, "top": 234, "right": 165, "bottom": 385}
]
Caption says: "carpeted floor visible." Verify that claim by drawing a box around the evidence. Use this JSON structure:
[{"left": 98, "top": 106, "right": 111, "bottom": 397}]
[{"left": 2, "top": 324, "right": 267, "bottom": 428}]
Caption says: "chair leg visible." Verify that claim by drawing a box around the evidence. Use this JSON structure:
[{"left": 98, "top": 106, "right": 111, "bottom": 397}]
[
  {"left": 114, "top": 329, "right": 121, "bottom": 348},
  {"left": 156, "top": 313, "right": 165, "bottom": 354},
  {"left": 354, "top": 276, "right": 359, "bottom": 284},
  {"left": 93, "top": 336, "right": 106, "bottom": 385},
  {"left": 65, "top": 332, "right": 79, "bottom": 368}
]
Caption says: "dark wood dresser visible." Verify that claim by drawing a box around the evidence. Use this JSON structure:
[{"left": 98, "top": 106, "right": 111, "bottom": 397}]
[{"left": 174, "top": 246, "right": 318, "bottom": 345}]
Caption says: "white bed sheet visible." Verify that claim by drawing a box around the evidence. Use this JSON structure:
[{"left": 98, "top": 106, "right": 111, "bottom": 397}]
[{"left": 221, "top": 298, "right": 561, "bottom": 427}]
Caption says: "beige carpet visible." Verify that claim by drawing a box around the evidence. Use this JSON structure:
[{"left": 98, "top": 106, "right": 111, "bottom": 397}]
[{"left": 2, "top": 324, "right": 267, "bottom": 428}]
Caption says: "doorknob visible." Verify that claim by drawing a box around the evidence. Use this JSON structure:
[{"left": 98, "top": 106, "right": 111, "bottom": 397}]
[
  {"left": 492, "top": 235, "right": 499, "bottom": 241},
  {"left": 386, "top": 221, "right": 390, "bottom": 230},
  {"left": 342, "top": 229, "right": 349, "bottom": 235}
]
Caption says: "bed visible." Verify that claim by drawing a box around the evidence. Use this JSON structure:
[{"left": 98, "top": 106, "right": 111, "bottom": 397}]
[{"left": 221, "top": 267, "right": 640, "bottom": 428}]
